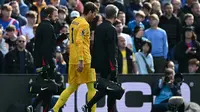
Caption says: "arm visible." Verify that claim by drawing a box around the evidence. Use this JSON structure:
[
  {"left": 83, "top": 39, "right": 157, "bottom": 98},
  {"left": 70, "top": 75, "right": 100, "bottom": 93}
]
[
  {"left": 176, "top": 18, "right": 182, "bottom": 42},
  {"left": 163, "top": 31, "right": 168, "bottom": 59},
  {"left": 153, "top": 79, "right": 163, "bottom": 95},
  {"left": 132, "top": 53, "right": 138, "bottom": 74},
  {"left": 106, "top": 27, "right": 118, "bottom": 71},
  {"left": 149, "top": 54, "right": 155, "bottom": 73},
  {"left": 41, "top": 24, "right": 56, "bottom": 67},
  {"left": 75, "top": 24, "right": 87, "bottom": 61},
  {"left": 28, "top": 52, "right": 34, "bottom": 73}
]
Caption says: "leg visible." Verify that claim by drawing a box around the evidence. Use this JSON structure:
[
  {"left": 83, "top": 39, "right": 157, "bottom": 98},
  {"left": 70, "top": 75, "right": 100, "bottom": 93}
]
[
  {"left": 107, "top": 95, "right": 116, "bottom": 112},
  {"left": 42, "top": 91, "right": 53, "bottom": 112},
  {"left": 86, "top": 90, "right": 107, "bottom": 110},
  {"left": 53, "top": 84, "right": 79, "bottom": 112},
  {"left": 86, "top": 82, "right": 96, "bottom": 112}
]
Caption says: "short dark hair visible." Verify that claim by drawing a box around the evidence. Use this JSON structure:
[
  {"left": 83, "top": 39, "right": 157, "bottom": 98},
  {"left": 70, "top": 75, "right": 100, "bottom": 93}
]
[
  {"left": 191, "top": 2, "right": 200, "bottom": 9},
  {"left": 105, "top": 4, "right": 119, "bottom": 19},
  {"left": 133, "top": 26, "right": 143, "bottom": 36},
  {"left": 143, "top": 2, "right": 152, "bottom": 11},
  {"left": 141, "top": 40, "right": 152, "bottom": 55},
  {"left": 6, "top": 25, "right": 16, "bottom": 32},
  {"left": 83, "top": 2, "right": 98, "bottom": 15},
  {"left": 26, "top": 11, "right": 37, "bottom": 18},
  {"left": 43, "top": 5, "right": 58, "bottom": 18},
  {"left": 58, "top": 6, "right": 68, "bottom": 14},
  {"left": 164, "top": 2, "right": 173, "bottom": 8}
]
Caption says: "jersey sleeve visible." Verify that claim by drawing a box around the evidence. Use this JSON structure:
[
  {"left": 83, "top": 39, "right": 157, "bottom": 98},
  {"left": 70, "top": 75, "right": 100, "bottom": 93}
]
[{"left": 75, "top": 24, "right": 88, "bottom": 61}]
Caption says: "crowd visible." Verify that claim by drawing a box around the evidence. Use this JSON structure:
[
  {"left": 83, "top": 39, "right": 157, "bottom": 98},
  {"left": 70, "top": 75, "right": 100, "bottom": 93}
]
[{"left": 0, "top": 0, "right": 200, "bottom": 75}]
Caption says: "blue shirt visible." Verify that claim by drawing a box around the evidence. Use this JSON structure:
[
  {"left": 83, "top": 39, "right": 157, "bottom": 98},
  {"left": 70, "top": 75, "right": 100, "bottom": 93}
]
[
  {"left": 128, "top": 20, "right": 144, "bottom": 32},
  {"left": 144, "top": 28, "right": 168, "bottom": 59},
  {"left": 0, "top": 18, "right": 20, "bottom": 32},
  {"left": 155, "top": 79, "right": 173, "bottom": 104}
]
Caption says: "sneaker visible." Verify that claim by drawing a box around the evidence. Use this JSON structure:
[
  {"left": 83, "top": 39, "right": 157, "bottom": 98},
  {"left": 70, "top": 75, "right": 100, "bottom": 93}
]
[
  {"left": 26, "top": 105, "right": 33, "bottom": 112},
  {"left": 81, "top": 105, "right": 90, "bottom": 112},
  {"left": 48, "top": 109, "right": 54, "bottom": 112}
]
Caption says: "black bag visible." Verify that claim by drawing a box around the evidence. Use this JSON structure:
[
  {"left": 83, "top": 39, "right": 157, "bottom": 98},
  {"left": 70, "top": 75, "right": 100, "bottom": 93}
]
[
  {"left": 29, "top": 75, "right": 58, "bottom": 94},
  {"left": 7, "top": 103, "right": 27, "bottom": 112},
  {"left": 95, "top": 78, "right": 125, "bottom": 100}
]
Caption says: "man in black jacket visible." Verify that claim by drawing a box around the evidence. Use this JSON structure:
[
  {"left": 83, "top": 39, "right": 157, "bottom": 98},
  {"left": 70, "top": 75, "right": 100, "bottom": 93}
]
[
  {"left": 27, "top": 5, "right": 58, "bottom": 112},
  {"left": 82, "top": 4, "right": 119, "bottom": 112},
  {"left": 34, "top": 5, "right": 58, "bottom": 79}
]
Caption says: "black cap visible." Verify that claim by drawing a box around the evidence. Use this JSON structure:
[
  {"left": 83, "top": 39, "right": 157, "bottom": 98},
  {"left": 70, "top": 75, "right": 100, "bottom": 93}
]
[{"left": 184, "top": 26, "right": 194, "bottom": 32}]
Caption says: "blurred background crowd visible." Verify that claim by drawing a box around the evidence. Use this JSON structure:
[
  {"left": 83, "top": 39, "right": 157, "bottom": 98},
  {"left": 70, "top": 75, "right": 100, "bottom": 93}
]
[{"left": 0, "top": 0, "right": 200, "bottom": 75}]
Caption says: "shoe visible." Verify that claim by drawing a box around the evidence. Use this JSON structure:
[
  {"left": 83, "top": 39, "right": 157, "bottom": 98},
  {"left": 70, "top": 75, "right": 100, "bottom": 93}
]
[
  {"left": 26, "top": 105, "right": 33, "bottom": 112},
  {"left": 81, "top": 105, "right": 90, "bottom": 112},
  {"left": 48, "top": 109, "right": 54, "bottom": 112}
]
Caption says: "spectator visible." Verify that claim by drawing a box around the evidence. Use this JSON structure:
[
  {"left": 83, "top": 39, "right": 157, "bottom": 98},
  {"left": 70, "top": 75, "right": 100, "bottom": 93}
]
[
  {"left": 142, "top": 2, "right": 152, "bottom": 29},
  {"left": 0, "top": 50, "right": 3, "bottom": 74},
  {"left": 17, "top": 0, "right": 29, "bottom": 17},
  {"left": 0, "top": 28, "right": 8, "bottom": 56},
  {"left": 67, "top": 0, "right": 84, "bottom": 14},
  {"left": 54, "top": 6, "right": 68, "bottom": 34},
  {"left": 188, "top": 58, "right": 199, "bottom": 73},
  {"left": 151, "top": 1, "right": 162, "bottom": 17},
  {"left": 4, "top": 35, "right": 34, "bottom": 74},
  {"left": 183, "top": 13, "right": 194, "bottom": 28},
  {"left": 125, "top": 0, "right": 142, "bottom": 22},
  {"left": 50, "top": 0, "right": 60, "bottom": 7},
  {"left": 182, "top": 0, "right": 198, "bottom": 13},
  {"left": 30, "top": 0, "right": 47, "bottom": 24},
  {"left": 132, "top": 26, "right": 148, "bottom": 53},
  {"left": 114, "top": 19, "right": 132, "bottom": 50},
  {"left": 26, "top": 24, "right": 38, "bottom": 56},
  {"left": 128, "top": 10, "right": 145, "bottom": 33},
  {"left": 165, "top": 61, "right": 175, "bottom": 71},
  {"left": 135, "top": 40, "right": 154, "bottom": 74},
  {"left": 174, "top": 26, "right": 200, "bottom": 73},
  {"left": 4, "top": 25, "right": 18, "bottom": 51},
  {"left": 145, "top": 14, "right": 168, "bottom": 73},
  {"left": 62, "top": 42, "right": 69, "bottom": 73},
  {"left": 152, "top": 68, "right": 181, "bottom": 112},
  {"left": 117, "top": 11, "right": 130, "bottom": 34},
  {"left": 172, "top": 0, "right": 185, "bottom": 23},
  {"left": 191, "top": 2, "right": 200, "bottom": 41},
  {"left": 10, "top": 1, "right": 27, "bottom": 27},
  {"left": 0, "top": 4, "right": 20, "bottom": 34},
  {"left": 159, "top": 3, "right": 181, "bottom": 60},
  {"left": 69, "top": 10, "right": 80, "bottom": 24},
  {"left": 21, "top": 11, "right": 37, "bottom": 42},
  {"left": 117, "top": 35, "right": 138, "bottom": 74},
  {"left": 105, "top": 0, "right": 125, "bottom": 12},
  {"left": 56, "top": 46, "right": 66, "bottom": 74},
  {"left": 56, "top": 24, "right": 69, "bottom": 53}
]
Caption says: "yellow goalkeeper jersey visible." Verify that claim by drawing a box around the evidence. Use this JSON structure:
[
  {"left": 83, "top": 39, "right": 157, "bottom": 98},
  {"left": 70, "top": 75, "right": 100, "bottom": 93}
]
[{"left": 69, "top": 17, "right": 91, "bottom": 64}]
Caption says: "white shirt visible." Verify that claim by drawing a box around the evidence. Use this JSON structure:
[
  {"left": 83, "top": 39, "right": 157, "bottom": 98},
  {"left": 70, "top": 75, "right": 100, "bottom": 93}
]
[{"left": 21, "top": 25, "right": 34, "bottom": 40}]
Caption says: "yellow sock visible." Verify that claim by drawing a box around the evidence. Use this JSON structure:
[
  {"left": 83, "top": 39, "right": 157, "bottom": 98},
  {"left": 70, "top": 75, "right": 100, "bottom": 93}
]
[
  {"left": 53, "top": 84, "right": 79, "bottom": 112},
  {"left": 86, "top": 82, "right": 96, "bottom": 112}
]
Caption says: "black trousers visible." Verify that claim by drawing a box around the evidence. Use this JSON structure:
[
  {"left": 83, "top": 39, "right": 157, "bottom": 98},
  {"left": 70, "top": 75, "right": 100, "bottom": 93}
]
[
  {"left": 86, "top": 68, "right": 117, "bottom": 112},
  {"left": 32, "top": 90, "right": 53, "bottom": 112}
]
